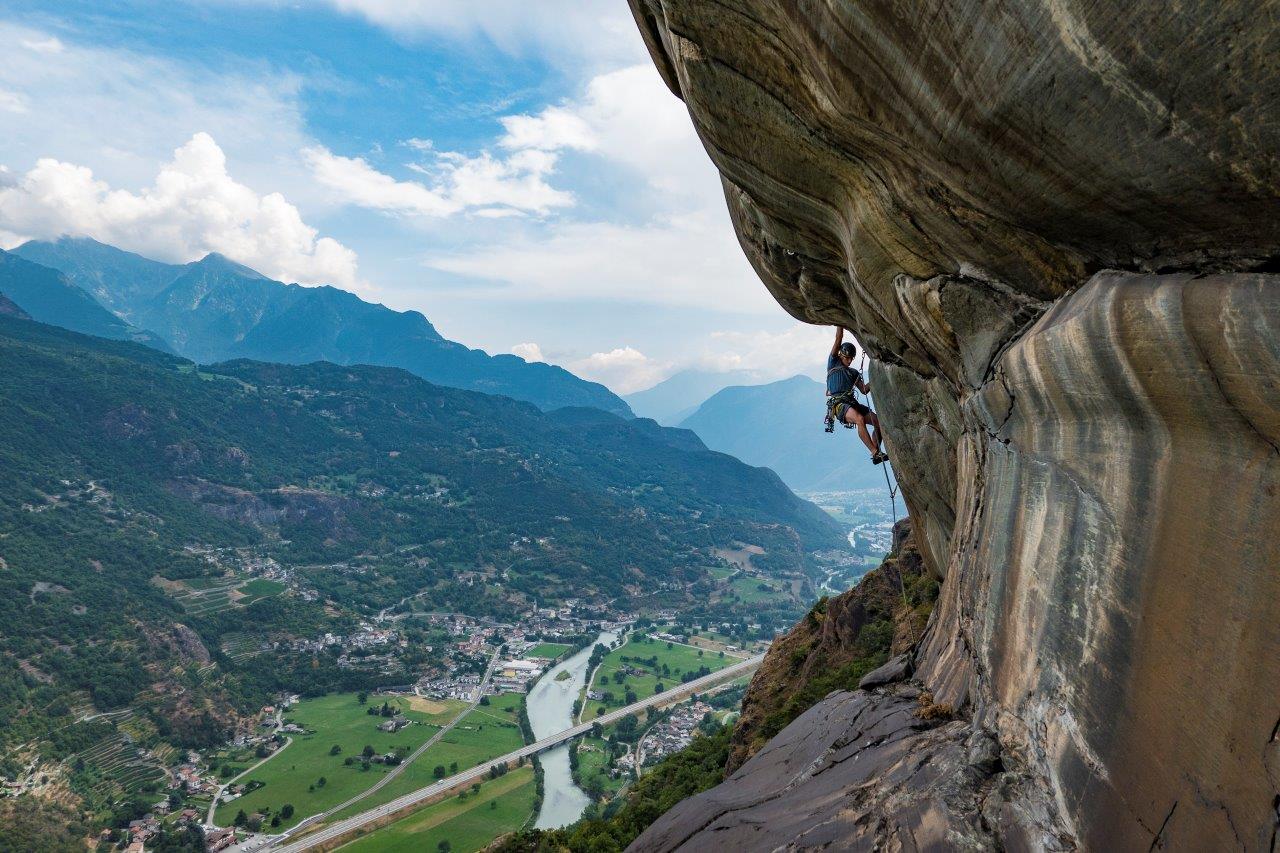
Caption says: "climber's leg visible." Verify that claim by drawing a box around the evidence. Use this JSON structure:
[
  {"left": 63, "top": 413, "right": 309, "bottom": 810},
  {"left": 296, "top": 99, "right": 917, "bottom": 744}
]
[
  {"left": 865, "top": 409, "right": 884, "bottom": 452},
  {"left": 844, "top": 406, "right": 879, "bottom": 456}
]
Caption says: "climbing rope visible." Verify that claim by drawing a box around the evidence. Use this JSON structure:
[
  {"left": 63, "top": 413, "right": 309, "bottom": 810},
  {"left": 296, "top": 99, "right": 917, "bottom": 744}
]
[
  {"left": 882, "top": 459, "right": 899, "bottom": 525},
  {"left": 856, "top": 352, "right": 900, "bottom": 526},
  {"left": 851, "top": 351, "right": 912, "bottom": 625}
]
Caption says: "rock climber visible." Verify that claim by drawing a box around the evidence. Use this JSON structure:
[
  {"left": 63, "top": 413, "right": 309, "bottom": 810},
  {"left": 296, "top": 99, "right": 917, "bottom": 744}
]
[{"left": 826, "top": 328, "right": 888, "bottom": 464}]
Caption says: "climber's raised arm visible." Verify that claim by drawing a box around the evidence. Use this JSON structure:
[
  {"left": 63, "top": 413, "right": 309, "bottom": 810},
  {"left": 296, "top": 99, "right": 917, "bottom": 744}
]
[{"left": 830, "top": 327, "right": 845, "bottom": 358}]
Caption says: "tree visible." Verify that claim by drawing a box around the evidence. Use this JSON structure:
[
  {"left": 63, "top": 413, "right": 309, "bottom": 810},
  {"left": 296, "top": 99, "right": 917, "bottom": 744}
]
[
  {"left": 478, "top": 695, "right": 490, "bottom": 706},
  {"left": 271, "top": 815, "right": 281, "bottom": 828},
  {"left": 449, "top": 761, "right": 458, "bottom": 773},
  {"left": 362, "top": 745, "right": 375, "bottom": 759},
  {"left": 490, "top": 800, "right": 497, "bottom": 810},
  {"left": 329, "top": 744, "right": 342, "bottom": 756},
  {"left": 357, "top": 692, "right": 368, "bottom": 705},
  {"left": 666, "top": 642, "right": 674, "bottom": 650},
  {"left": 437, "top": 841, "right": 451, "bottom": 852},
  {"left": 317, "top": 776, "right": 327, "bottom": 788},
  {"left": 281, "top": 804, "right": 294, "bottom": 819},
  {"left": 433, "top": 765, "right": 446, "bottom": 779},
  {"left": 471, "top": 782, "right": 481, "bottom": 794},
  {"left": 233, "top": 810, "right": 248, "bottom": 828}
]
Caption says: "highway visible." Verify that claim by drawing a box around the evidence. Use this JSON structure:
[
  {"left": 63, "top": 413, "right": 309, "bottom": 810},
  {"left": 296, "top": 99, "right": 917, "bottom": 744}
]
[{"left": 266, "top": 654, "right": 763, "bottom": 852}]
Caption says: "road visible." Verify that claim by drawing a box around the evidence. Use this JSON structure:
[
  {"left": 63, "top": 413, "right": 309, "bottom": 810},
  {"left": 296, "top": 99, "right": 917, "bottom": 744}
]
[{"left": 265, "top": 654, "right": 763, "bottom": 852}]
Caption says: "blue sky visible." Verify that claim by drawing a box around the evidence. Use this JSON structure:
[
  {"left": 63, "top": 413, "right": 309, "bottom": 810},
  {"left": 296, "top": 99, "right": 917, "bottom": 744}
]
[{"left": 0, "top": 1, "right": 829, "bottom": 393}]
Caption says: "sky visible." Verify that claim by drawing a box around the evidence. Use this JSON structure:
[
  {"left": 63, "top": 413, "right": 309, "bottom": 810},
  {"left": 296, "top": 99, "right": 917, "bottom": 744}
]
[{"left": 0, "top": 0, "right": 832, "bottom": 394}]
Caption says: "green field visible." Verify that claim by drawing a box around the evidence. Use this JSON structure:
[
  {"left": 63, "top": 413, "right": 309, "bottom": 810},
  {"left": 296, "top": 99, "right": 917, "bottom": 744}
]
[
  {"left": 705, "top": 564, "right": 737, "bottom": 580},
  {"left": 525, "top": 642, "right": 572, "bottom": 660},
  {"left": 339, "top": 765, "right": 536, "bottom": 853},
  {"left": 725, "top": 574, "right": 789, "bottom": 604},
  {"left": 326, "top": 692, "right": 527, "bottom": 823},
  {"left": 238, "top": 578, "right": 286, "bottom": 604},
  {"left": 573, "top": 736, "right": 629, "bottom": 800},
  {"left": 581, "top": 636, "right": 732, "bottom": 718},
  {"left": 213, "top": 693, "right": 463, "bottom": 830}
]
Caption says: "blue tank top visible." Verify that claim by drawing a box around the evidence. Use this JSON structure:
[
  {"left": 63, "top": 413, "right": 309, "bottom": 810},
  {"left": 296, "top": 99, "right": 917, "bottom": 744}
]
[{"left": 826, "top": 354, "right": 860, "bottom": 396}]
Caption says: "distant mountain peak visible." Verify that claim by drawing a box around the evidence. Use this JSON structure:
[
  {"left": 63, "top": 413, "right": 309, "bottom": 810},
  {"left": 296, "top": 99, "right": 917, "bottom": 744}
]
[{"left": 191, "top": 251, "right": 269, "bottom": 279}]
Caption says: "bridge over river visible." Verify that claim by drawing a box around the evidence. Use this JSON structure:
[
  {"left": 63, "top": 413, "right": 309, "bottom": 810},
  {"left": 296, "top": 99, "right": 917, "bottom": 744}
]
[{"left": 263, "top": 654, "right": 763, "bottom": 852}]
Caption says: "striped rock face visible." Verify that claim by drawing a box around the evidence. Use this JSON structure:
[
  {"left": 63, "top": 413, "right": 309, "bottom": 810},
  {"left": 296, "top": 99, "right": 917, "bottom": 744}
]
[{"left": 628, "top": 1, "right": 1280, "bottom": 849}]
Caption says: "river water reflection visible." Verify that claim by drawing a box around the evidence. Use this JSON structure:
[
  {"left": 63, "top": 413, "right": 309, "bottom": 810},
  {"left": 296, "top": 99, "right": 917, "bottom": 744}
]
[{"left": 525, "top": 630, "right": 619, "bottom": 829}]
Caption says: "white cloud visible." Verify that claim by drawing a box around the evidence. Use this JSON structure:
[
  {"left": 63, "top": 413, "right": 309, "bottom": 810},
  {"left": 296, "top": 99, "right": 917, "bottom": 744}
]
[
  {"left": 511, "top": 342, "right": 545, "bottom": 362},
  {"left": 490, "top": 64, "right": 716, "bottom": 205},
  {"left": 510, "top": 322, "right": 834, "bottom": 397},
  {"left": 0, "top": 90, "right": 27, "bottom": 114},
  {"left": 428, "top": 209, "right": 774, "bottom": 313},
  {"left": 696, "top": 325, "right": 836, "bottom": 380},
  {"left": 499, "top": 109, "right": 597, "bottom": 153},
  {"left": 0, "top": 133, "right": 362, "bottom": 289},
  {"left": 0, "top": 23, "right": 320, "bottom": 209},
  {"left": 21, "top": 36, "right": 64, "bottom": 54},
  {"left": 567, "top": 346, "right": 670, "bottom": 395},
  {"left": 305, "top": 144, "right": 575, "bottom": 219},
  {"left": 416, "top": 63, "right": 775, "bottom": 313}
]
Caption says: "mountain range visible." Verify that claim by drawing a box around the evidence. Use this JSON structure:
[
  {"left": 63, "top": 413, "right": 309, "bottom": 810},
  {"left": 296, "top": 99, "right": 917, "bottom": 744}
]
[
  {"left": 678, "top": 375, "right": 889, "bottom": 492},
  {"left": 0, "top": 251, "right": 172, "bottom": 351},
  {"left": 624, "top": 368, "right": 759, "bottom": 424},
  {"left": 9, "top": 237, "right": 632, "bottom": 417}
]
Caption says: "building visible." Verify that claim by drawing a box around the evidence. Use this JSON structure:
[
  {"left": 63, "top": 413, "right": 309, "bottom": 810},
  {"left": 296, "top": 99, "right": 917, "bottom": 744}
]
[{"left": 378, "top": 715, "right": 410, "bottom": 733}]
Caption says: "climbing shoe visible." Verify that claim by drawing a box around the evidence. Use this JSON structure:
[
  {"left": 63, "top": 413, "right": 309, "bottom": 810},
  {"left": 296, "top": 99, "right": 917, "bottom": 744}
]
[{"left": 872, "top": 451, "right": 889, "bottom": 465}]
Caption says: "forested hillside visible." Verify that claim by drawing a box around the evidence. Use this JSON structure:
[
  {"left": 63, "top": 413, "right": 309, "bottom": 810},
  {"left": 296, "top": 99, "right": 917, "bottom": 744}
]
[{"left": 0, "top": 316, "right": 841, "bottom": 762}]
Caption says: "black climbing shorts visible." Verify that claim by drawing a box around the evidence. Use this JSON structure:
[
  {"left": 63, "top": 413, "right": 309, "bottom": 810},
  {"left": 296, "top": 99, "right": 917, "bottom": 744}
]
[{"left": 836, "top": 400, "right": 871, "bottom": 421}]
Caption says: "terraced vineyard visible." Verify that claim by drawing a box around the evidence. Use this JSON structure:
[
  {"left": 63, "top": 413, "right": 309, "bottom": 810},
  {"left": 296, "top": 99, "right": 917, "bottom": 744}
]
[
  {"left": 169, "top": 575, "right": 241, "bottom": 617},
  {"left": 165, "top": 574, "right": 286, "bottom": 619},
  {"left": 71, "top": 714, "right": 167, "bottom": 802},
  {"left": 220, "top": 632, "right": 270, "bottom": 665}
]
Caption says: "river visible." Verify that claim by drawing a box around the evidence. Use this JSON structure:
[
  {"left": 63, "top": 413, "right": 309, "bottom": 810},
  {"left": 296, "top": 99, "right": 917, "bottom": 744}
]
[{"left": 525, "top": 629, "right": 619, "bottom": 829}]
